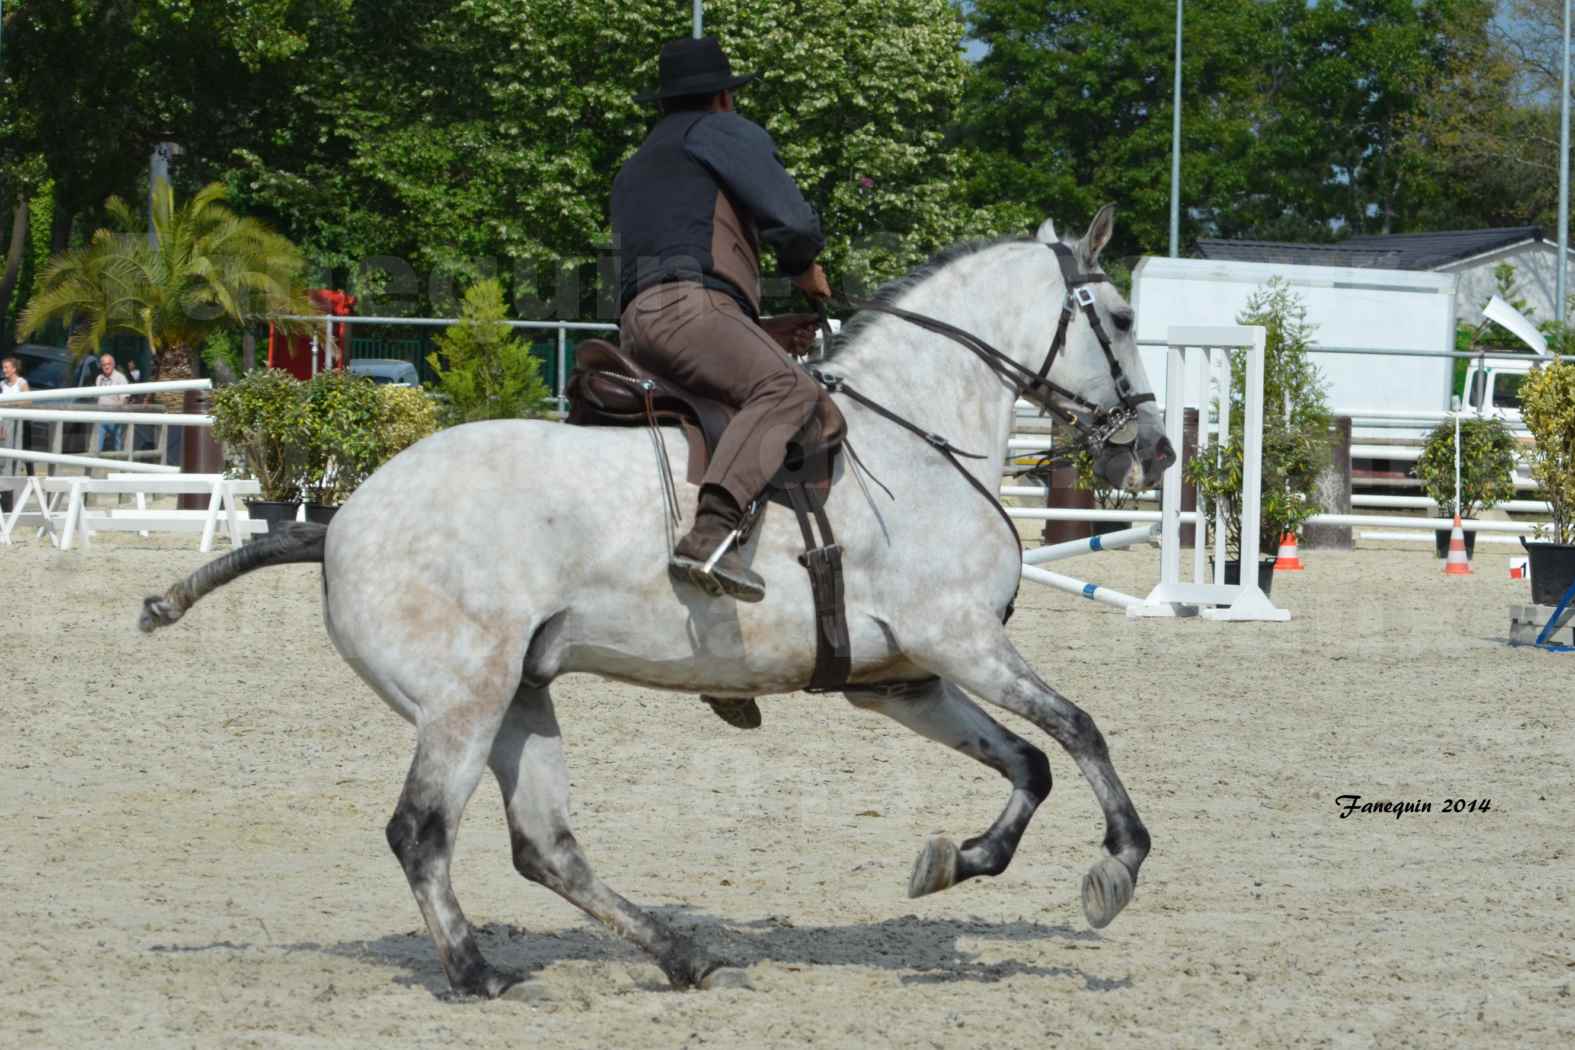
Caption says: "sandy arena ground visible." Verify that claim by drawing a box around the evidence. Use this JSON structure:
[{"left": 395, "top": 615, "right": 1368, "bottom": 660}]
[{"left": 1, "top": 531, "right": 1571, "bottom": 1049}]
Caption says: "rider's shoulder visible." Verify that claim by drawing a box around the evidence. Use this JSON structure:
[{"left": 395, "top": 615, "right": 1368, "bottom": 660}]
[{"left": 688, "top": 111, "right": 775, "bottom": 149}]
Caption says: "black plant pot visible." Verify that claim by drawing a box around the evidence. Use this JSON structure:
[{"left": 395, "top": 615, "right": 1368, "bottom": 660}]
[
  {"left": 1092, "top": 520, "right": 1130, "bottom": 537},
  {"left": 245, "top": 499, "right": 300, "bottom": 533},
  {"left": 1222, "top": 557, "right": 1278, "bottom": 596},
  {"left": 1521, "top": 540, "right": 1575, "bottom": 607},
  {"left": 304, "top": 503, "right": 339, "bottom": 525},
  {"left": 1433, "top": 526, "right": 1477, "bottom": 559}
]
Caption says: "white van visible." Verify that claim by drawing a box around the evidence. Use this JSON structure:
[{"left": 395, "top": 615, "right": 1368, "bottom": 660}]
[{"left": 1462, "top": 357, "right": 1536, "bottom": 424}]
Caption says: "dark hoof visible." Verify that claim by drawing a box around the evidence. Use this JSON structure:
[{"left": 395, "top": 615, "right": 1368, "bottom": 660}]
[
  {"left": 699, "top": 966, "right": 753, "bottom": 991},
  {"left": 702, "top": 695, "right": 762, "bottom": 730},
  {"left": 907, "top": 835, "right": 960, "bottom": 898},
  {"left": 443, "top": 966, "right": 526, "bottom": 1001}
]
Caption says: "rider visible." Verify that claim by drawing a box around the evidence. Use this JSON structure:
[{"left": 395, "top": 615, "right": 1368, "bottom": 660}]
[{"left": 613, "top": 35, "right": 833, "bottom": 603}]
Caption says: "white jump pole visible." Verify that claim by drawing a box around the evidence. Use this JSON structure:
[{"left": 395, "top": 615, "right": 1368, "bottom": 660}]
[
  {"left": 1021, "top": 564, "right": 1145, "bottom": 611},
  {"left": 0, "top": 448, "right": 179, "bottom": 473},
  {"left": 0, "top": 379, "right": 211, "bottom": 403},
  {"left": 0, "top": 408, "right": 212, "bottom": 426},
  {"left": 1008, "top": 507, "right": 1201, "bottom": 523},
  {"left": 1023, "top": 524, "right": 1157, "bottom": 566}
]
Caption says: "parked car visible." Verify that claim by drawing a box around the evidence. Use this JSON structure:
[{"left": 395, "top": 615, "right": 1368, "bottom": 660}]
[
  {"left": 10, "top": 343, "right": 72, "bottom": 391},
  {"left": 348, "top": 358, "right": 420, "bottom": 386}
]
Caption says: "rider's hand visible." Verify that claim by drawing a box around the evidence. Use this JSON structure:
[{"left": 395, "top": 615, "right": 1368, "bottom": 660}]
[
  {"left": 760, "top": 314, "right": 820, "bottom": 356},
  {"left": 793, "top": 263, "right": 832, "bottom": 302}
]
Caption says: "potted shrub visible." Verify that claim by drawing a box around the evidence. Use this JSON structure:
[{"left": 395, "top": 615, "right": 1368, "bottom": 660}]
[
  {"left": 1412, "top": 417, "right": 1519, "bottom": 559},
  {"left": 1520, "top": 360, "right": 1575, "bottom": 605},
  {"left": 298, "top": 369, "right": 386, "bottom": 523},
  {"left": 1187, "top": 422, "right": 1325, "bottom": 594},
  {"left": 376, "top": 385, "right": 440, "bottom": 465},
  {"left": 209, "top": 368, "right": 305, "bottom": 527},
  {"left": 297, "top": 374, "right": 441, "bottom": 522},
  {"left": 1182, "top": 279, "right": 1333, "bottom": 594}
]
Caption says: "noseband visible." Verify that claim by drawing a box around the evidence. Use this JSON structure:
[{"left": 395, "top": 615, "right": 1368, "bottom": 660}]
[{"left": 830, "top": 242, "right": 1154, "bottom": 451}]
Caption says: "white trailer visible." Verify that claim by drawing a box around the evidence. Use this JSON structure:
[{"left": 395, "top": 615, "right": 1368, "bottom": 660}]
[{"left": 1130, "top": 257, "right": 1458, "bottom": 420}]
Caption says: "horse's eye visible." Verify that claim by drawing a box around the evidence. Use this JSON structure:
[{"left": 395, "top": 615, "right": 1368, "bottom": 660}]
[{"left": 1112, "top": 311, "right": 1133, "bottom": 333}]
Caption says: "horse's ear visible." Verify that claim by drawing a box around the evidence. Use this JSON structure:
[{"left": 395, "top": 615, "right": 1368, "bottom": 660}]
[
  {"left": 1081, "top": 204, "right": 1117, "bottom": 262},
  {"left": 1034, "top": 217, "right": 1059, "bottom": 244}
]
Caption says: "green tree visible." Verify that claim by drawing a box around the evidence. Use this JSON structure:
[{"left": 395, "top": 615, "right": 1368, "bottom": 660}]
[
  {"left": 961, "top": 0, "right": 1496, "bottom": 253},
  {"left": 228, "top": 0, "right": 998, "bottom": 316},
  {"left": 427, "top": 279, "right": 551, "bottom": 425},
  {"left": 18, "top": 181, "right": 309, "bottom": 377}
]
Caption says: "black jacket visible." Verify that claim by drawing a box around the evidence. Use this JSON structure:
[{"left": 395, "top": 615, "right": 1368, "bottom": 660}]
[{"left": 613, "top": 110, "right": 824, "bottom": 317}]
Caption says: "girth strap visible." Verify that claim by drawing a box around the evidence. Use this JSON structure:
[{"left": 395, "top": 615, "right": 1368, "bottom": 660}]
[{"left": 784, "top": 480, "right": 851, "bottom": 693}]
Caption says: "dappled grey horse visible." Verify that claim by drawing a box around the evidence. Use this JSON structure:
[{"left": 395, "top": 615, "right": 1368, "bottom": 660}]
[{"left": 141, "top": 207, "right": 1173, "bottom": 997}]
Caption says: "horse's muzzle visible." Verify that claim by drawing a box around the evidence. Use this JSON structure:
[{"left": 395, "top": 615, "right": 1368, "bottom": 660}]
[{"left": 1097, "top": 433, "right": 1175, "bottom": 492}]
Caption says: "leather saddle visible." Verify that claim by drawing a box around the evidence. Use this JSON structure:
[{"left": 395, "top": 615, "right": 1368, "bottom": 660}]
[{"left": 565, "top": 334, "right": 845, "bottom": 510}]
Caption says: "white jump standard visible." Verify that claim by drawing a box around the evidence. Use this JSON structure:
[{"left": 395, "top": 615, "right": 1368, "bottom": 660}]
[{"left": 1129, "top": 325, "right": 1290, "bottom": 621}]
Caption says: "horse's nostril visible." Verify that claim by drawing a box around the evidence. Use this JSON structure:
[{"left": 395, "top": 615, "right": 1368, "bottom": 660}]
[{"left": 1154, "top": 436, "right": 1177, "bottom": 470}]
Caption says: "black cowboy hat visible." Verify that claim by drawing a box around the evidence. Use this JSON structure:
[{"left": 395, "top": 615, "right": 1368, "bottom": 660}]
[{"left": 634, "top": 36, "right": 757, "bottom": 103}]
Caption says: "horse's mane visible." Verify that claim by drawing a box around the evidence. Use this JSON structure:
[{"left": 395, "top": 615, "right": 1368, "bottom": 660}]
[{"left": 828, "top": 235, "right": 1037, "bottom": 358}]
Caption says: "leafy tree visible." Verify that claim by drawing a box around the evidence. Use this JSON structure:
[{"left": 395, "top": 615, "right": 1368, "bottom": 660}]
[
  {"left": 427, "top": 279, "right": 552, "bottom": 425},
  {"left": 228, "top": 0, "right": 1000, "bottom": 316},
  {"left": 962, "top": 0, "right": 1272, "bottom": 255},
  {"left": 961, "top": 0, "right": 1497, "bottom": 253},
  {"left": 18, "top": 181, "right": 309, "bottom": 377}
]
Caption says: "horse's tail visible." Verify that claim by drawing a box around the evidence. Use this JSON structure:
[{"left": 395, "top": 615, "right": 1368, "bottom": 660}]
[{"left": 138, "top": 522, "right": 328, "bottom": 634}]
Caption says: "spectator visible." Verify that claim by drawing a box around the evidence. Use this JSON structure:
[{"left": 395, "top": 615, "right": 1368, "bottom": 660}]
[
  {"left": 95, "top": 353, "right": 130, "bottom": 452},
  {"left": 1, "top": 357, "right": 30, "bottom": 470},
  {"left": 0, "top": 357, "right": 30, "bottom": 481}
]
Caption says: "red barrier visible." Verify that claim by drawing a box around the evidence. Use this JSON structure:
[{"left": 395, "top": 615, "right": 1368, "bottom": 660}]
[{"left": 268, "top": 290, "right": 356, "bottom": 379}]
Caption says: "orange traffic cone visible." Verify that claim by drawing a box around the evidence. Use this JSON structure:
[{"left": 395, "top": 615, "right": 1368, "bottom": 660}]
[
  {"left": 1273, "top": 532, "right": 1304, "bottom": 571},
  {"left": 1444, "top": 514, "right": 1472, "bottom": 575}
]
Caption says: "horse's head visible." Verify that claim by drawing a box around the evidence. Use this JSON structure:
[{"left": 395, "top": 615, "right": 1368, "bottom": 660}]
[{"left": 1033, "top": 206, "right": 1174, "bottom": 491}]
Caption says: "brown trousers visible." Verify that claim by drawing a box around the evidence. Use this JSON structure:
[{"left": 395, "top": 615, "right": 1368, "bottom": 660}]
[{"left": 621, "top": 282, "right": 826, "bottom": 510}]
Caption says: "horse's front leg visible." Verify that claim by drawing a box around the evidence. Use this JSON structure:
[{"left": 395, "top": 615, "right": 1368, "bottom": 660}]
[
  {"left": 845, "top": 678, "right": 1051, "bottom": 897},
  {"left": 911, "top": 623, "right": 1151, "bottom": 929}
]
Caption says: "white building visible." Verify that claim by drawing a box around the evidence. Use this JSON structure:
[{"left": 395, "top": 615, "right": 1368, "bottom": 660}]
[{"left": 1196, "top": 227, "right": 1573, "bottom": 329}]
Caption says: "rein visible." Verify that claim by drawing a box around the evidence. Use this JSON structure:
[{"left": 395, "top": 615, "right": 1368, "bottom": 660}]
[{"left": 808, "top": 241, "right": 1153, "bottom": 542}]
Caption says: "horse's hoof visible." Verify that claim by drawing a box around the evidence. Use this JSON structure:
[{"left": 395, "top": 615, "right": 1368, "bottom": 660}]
[
  {"left": 499, "top": 981, "right": 552, "bottom": 1004},
  {"left": 907, "top": 836, "right": 960, "bottom": 898},
  {"left": 702, "top": 695, "right": 762, "bottom": 730},
  {"left": 699, "top": 966, "right": 753, "bottom": 991},
  {"left": 1081, "top": 856, "right": 1135, "bottom": 929}
]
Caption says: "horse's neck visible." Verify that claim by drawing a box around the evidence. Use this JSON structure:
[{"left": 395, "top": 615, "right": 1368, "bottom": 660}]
[{"left": 832, "top": 245, "right": 1050, "bottom": 485}]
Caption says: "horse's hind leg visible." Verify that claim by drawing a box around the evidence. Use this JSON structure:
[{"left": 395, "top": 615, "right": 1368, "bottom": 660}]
[
  {"left": 914, "top": 623, "right": 1150, "bottom": 930},
  {"left": 386, "top": 699, "right": 519, "bottom": 999},
  {"left": 489, "top": 687, "right": 742, "bottom": 990},
  {"left": 846, "top": 679, "right": 1050, "bottom": 898}
]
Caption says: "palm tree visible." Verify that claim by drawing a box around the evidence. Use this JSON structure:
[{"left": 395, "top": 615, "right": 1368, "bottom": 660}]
[{"left": 18, "top": 181, "right": 310, "bottom": 378}]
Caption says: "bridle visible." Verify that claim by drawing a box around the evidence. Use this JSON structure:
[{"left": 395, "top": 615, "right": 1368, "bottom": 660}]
[{"left": 827, "top": 241, "right": 1155, "bottom": 453}]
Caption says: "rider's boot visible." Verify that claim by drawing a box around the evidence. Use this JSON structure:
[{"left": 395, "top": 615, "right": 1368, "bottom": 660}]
[{"left": 670, "top": 486, "right": 765, "bottom": 603}]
